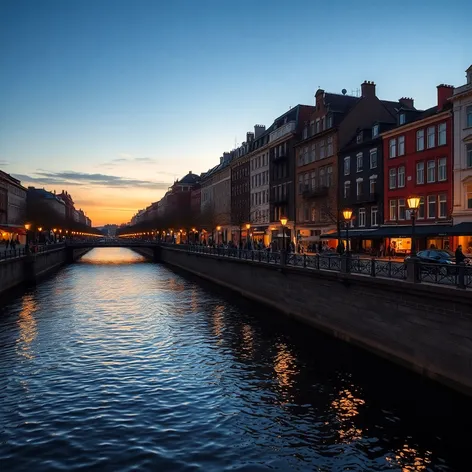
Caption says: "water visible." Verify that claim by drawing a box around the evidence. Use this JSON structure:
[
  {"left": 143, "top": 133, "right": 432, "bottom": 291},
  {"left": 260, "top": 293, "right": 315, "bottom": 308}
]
[{"left": 0, "top": 248, "right": 469, "bottom": 471}]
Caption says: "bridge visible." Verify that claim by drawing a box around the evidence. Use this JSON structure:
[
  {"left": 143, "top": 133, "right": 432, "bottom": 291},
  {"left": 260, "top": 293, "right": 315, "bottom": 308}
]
[{"left": 65, "top": 240, "right": 159, "bottom": 249}]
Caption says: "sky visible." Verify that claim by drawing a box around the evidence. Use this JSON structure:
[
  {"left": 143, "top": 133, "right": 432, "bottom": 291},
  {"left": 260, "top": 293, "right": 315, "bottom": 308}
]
[{"left": 0, "top": 0, "right": 471, "bottom": 226}]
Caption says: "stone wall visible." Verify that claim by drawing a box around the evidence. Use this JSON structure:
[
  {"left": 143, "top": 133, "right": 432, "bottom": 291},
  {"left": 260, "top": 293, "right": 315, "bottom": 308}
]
[
  {"left": 158, "top": 246, "right": 472, "bottom": 396},
  {"left": 0, "top": 248, "right": 90, "bottom": 296}
]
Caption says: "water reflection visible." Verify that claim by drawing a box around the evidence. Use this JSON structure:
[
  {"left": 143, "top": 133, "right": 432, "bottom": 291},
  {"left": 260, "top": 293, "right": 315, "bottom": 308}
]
[
  {"left": 16, "top": 294, "right": 38, "bottom": 360},
  {"left": 0, "top": 248, "right": 468, "bottom": 472},
  {"left": 331, "top": 388, "right": 365, "bottom": 443}
]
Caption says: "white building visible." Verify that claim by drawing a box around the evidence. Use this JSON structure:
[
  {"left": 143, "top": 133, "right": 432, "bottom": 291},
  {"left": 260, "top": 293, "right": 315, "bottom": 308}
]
[
  {"left": 249, "top": 126, "right": 270, "bottom": 245},
  {"left": 451, "top": 65, "right": 472, "bottom": 229}
]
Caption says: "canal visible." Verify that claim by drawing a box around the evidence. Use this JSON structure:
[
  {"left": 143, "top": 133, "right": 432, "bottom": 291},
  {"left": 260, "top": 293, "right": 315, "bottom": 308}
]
[{"left": 0, "top": 248, "right": 469, "bottom": 471}]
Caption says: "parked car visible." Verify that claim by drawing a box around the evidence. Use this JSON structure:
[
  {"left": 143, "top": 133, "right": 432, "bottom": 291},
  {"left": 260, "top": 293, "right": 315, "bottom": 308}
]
[{"left": 405, "top": 249, "right": 455, "bottom": 264}]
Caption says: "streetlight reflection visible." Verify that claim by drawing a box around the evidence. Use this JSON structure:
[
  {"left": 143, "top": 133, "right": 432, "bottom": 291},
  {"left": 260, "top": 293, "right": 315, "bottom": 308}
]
[
  {"left": 273, "top": 342, "right": 298, "bottom": 397},
  {"left": 385, "top": 444, "right": 432, "bottom": 471},
  {"left": 16, "top": 294, "right": 38, "bottom": 360},
  {"left": 331, "top": 388, "right": 365, "bottom": 443}
]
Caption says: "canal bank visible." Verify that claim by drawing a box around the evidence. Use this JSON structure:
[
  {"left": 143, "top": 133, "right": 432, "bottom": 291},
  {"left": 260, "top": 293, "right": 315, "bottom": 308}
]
[
  {"left": 153, "top": 245, "right": 472, "bottom": 396},
  {"left": 0, "top": 247, "right": 91, "bottom": 296}
]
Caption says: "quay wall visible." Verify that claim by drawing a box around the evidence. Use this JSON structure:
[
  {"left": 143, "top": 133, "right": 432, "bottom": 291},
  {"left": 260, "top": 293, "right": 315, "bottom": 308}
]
[
  {"left": 157, "top": 246, "right": 472, "bottom": 396},
  {"left": 0, "top": 248, "right": 90, "bottom": 296}
]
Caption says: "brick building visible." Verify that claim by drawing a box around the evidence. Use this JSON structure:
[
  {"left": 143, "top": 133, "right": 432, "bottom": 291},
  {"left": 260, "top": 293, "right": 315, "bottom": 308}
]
[{"left": 381, "top": 84, "right": 454, "bottom": 253}]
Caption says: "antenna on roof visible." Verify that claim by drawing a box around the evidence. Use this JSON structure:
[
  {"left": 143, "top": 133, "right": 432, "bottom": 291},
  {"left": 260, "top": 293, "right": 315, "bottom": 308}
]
[{"left": 351, "top": 88, "right": 360, "bottom": 97}]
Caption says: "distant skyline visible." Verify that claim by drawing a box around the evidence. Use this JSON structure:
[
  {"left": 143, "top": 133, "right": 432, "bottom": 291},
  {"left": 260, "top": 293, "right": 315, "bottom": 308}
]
[{"left": 1, "top": 0, "right": 471, "bottom": 225}]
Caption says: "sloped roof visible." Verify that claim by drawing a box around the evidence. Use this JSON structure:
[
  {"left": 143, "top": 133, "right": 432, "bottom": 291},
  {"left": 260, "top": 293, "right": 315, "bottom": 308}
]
[
  {"left": 325, "top": 93, "right": 359, "bottom": 113},
  {"left": 179, "top": 172, "right": 200, "bottom": 184}
]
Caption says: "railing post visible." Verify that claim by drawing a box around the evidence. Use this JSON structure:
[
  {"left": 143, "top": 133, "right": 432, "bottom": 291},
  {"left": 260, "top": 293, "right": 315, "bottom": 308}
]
[
  {"left": 371, "top": 258, "right": 376, "bottom": 277},
  {"left": 406, "top": 258, "right": 419, "bottom": 283},
  {"left": 457, "top": 263, "right": 466, "bottom": 289},
  {"left": 303, "top": 254, "right": 307, "bottom": 268},
  {"left": 316, "top": 254, "right": 320, "bottom": 270},
  {"left": 280, "top": 250, "right": 286, "bottom": 267},
  {"left": 341, "top": 254, "right": 350, "bottom": 273}
]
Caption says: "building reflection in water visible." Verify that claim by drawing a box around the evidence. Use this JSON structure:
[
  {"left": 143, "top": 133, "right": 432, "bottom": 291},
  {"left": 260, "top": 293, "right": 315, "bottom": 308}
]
[
  {"left": 385, "top": 444, "right": 432, "bottom": 471},
  {"left": 273, "top": 342, "right": 298, "bottom": 401},
  {"left": 212, "top": 305, "right": 225, "bottom": 343},
  {"left": 330, "top": 388, "right": 365, "bottom": 443},
  {"left": 16, "top": 294, "right": 38, "bottom": 360},
  {"left": 240, "top": 324, "right": 255, "bottom": 359}
]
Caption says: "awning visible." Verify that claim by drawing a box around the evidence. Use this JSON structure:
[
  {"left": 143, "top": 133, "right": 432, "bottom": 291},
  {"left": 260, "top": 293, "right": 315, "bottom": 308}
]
[
  {"left": 320, "top": 225, "right": 460, "bottom": 239},
  {"left": 0, "top": 225, "right": 26, "bottom": 235},
  {"left": 320, "top": 229, "right": 377, "bottom": 239},
  {"left": 446, "top": 222, "right": 472, "bottom": 235}
]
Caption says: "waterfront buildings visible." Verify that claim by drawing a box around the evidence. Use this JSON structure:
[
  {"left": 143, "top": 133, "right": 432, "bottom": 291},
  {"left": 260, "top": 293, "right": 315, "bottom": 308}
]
[
  {"left": 451, "top": 65, "right": 472, "bottom": 237},
  {"left": 0, "top": 170, "right": 27, "bottom": 241},
  {"left": 382, "top": 84, "right": 454, "bottom": 253},
  {"left": 294, "top": 91, "right": 357, "bottom": 247}
]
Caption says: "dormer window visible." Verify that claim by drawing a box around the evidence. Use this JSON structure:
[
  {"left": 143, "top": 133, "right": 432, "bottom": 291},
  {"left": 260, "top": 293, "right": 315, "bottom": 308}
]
[
  {"left": 356, "top": 133, "right": 362, "bottom": 144},
  {"left": 303, "top": 127, "right": 308, "bottom": 139},
  {"left": 399, "top": 113, "right": 406, "bottom": 125},
  {"left": 372, "top": 124, "right": 379, "bottom": 138},
  {"left": 327, "top": 115, "right": 333, "bottom": 128}
]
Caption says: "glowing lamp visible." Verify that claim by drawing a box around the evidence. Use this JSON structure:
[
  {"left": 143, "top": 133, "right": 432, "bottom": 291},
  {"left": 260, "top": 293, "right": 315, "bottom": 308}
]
[
  {"left": 280, "top": 217, "right": 288, "bottom": 226},
  {"left": 342, "top": 209, "right": 353, "bottom": 221},
  {"left": 407, "top": 196, "right": 421, "bottom": 210}
]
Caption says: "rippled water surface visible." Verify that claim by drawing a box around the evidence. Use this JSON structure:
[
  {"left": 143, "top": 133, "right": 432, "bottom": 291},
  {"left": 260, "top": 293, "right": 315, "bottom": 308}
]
[{"left": 0, "top": 248, "right": 469, "bottom": 471}]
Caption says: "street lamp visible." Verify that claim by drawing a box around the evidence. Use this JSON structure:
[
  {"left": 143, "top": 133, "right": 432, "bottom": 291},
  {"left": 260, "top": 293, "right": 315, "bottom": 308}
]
[
  {"left": 280, "top": 216, "right": 288, "bottom": 251},
  {"left": 342, "top": 209, "right": 353, "bottom": 255},
  {"left": 245, "top": 223, "right": 251, "bottom": 247},
  {"left": 24, "top": 223, "right": 31, "bottom": 247},
  {"left": 216, "top": 225, "right": 221, "bottom": 245},
  {"left": 407, "top": 196, "right": 421, "bottom": 257}
]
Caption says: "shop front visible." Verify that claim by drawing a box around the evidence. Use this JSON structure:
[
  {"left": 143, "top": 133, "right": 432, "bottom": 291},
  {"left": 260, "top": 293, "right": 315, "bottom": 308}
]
[
  {"left": 0, "top": 225, "right": 26, "bottom": 245},
  {"left": 251, "top": 227, "right": 270, "bottom": 247}
]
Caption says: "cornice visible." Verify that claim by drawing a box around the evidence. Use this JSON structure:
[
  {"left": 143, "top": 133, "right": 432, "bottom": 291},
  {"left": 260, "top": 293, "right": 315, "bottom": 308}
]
[{"left": 381, "top": 110, "right": 452, "bottom": 138}]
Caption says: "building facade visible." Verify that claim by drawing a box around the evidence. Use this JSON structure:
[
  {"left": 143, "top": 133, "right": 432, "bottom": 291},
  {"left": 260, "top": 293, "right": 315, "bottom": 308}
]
[
  {"left": 337, "top": 82, "right": 414, "bottom": 252},
  {"left": 295, "top": 91, "right": 358, "bottom": 248},
  {"left": 451, "top": 65, "right": 472, "bottom": 235},
  {"left": 382, "top": 84, "right": 454, "bottom": 253},
  {"left": 269, "top": 105, "right": 315, "bottom": 247},
  {"left": 249, "top": 125, "right": 271, "bottom": 245},
  {"left": 0, "top": 171, "right": 27, "bottom": 242}
]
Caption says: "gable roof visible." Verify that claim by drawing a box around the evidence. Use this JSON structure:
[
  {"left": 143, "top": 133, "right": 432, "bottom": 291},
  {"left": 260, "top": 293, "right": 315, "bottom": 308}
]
[{"left": 325, "top": 93, "right": 359, "bottom": 113}]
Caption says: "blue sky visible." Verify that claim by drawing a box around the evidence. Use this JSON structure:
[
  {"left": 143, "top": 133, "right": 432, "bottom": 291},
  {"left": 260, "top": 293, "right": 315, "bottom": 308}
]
[{"left": 0, "top": 0, "right": 470, "bottom": 225}]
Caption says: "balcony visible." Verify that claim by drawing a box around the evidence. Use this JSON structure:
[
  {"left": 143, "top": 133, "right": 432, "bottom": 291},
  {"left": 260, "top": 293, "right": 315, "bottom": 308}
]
[
  {"left": 302, "top": 186, "right": 329, "bottom": 199},
  {"left": 269, "top": 121, "right": 296, "bottom": 143}
]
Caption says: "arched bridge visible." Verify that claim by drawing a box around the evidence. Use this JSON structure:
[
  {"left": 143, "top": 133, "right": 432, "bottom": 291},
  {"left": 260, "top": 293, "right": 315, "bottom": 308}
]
[{"left": 66, "top": 240, "right": 159, "bottom": 249}]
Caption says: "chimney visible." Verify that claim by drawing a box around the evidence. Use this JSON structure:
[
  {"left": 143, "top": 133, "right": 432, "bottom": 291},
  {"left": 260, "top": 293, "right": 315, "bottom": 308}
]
[
  {"left": 361, "top": 80, "right": 376, "bottom": 98},
  {"left": 246, "top": 131, "right": 254, "bottom": 143},
  {"left": 399, "top": 97, "right": 414, "bottom": 109},
  {"left": 189, "top": 170, "right": 192, "bottom": 174},
  {"left": 254, "top": 124, "right": 265, "bottom": 139},
  {"left": 437, "top": 84, "right": 454, "bottom": 111}
]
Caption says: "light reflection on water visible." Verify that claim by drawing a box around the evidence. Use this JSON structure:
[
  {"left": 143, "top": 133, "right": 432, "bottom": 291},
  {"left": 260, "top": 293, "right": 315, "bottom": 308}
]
[{"left": 0, "top": 248, "right": 468, "bottom": 472}]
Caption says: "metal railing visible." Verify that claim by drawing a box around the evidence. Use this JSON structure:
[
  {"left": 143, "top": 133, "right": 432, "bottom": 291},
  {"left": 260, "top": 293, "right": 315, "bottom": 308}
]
[
  {"left": 0, "top": 243, "right": 66, "bottom": 261},
  {"left": 418, "top": 262, "right": 472, "bottom": 288}
]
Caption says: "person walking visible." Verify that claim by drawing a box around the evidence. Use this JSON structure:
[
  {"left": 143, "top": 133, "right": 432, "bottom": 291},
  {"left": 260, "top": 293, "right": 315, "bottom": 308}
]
[{"left": 455, "top": 245, "right": 466, "bottom": 264}]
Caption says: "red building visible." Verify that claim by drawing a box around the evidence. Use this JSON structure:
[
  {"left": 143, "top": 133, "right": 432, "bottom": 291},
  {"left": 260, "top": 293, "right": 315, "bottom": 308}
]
[{"left": 381, "top": 85, "right": 454, "bottom": 253}]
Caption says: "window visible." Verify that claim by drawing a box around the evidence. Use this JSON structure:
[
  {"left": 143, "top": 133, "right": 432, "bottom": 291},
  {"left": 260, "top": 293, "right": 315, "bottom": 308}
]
[
  {"left": 303, "top": 127, "right": 308, "bottom": 139},
  {"left": 427, "top": 160, "right": 436, "bottom": 183},
  {"left": 389, "top": 138, "right": 397, "bottom": 158},
  {"left": 319, "top": 168, "right": 326, "bottom": 187},
  {"left": 389, "top": 200, "right": 397, "bottom": 221},
  {"left": 356, "top": 152, "right": 363, "bottom": 172},
  {"left": 416, "top": 162, "right": 424, "bottom": 184},
  {"left": 439, "top": 194, "right": 447, "bottom": 218},
  {"left": 304, "top": 205, "right": 309, "bottom": 221},
  {"left": 327, "top": 115, "right": 333, "bottom": 128},
  {"left": 467, "top": 184, "right": 472, "bottom": 209},
  {"left": 310, "top": 171, "right": 316, "bottom": 190},
  {"left": 467, "top": 144, "right": 472, "bottom": 168},
  {"left": 397, "top": 166, "right": 405, "bottom": 187},
  {"left": 327, "top": 136, "right": 333, "bottom": 156},
  {"left": 320, "top": 140, "right": 326, "bottom": 159},
  {"left": 356, "top": 179, "right": 363, "bottom": 197},
  {"left": 311, "top": 207, "right": 317, "bottom": 222},
  {"left": 398, "top": 136, "right": 405, "bottom": 155},
  {"left": 356, "top": 133, "right": 362, "bottom": 143},
  {"left": 438, "top": 157, "right": 447, "bottom": 181},
  {"left": 370, "top": 149, "right": 377, "bottom": 169},
  {"left": 427, "top": 195, "right": 436, "bottom": 218},
  {"left": 398, "top": 198, "right": 406, "bottom": 220},
  {"left": 310, "top": 144, "right": 316, "bottom": 162},
  {"left": 304, "top": 173, "right": 309, "bottom": 191},
  {"left": 327, "top": 166, "right": 333, "bottom": 187},
  {"left": 399, "top": 113, "right": 406, "bottom": 125},
  {"left": 467, "top": 106, "right": 472, "bottom": 128},
  {"left": 316, "top": 119, "right": 320, "bottom": 133},
  {"left": 438, "top": 123, "right": 446, "bottom": 145},
  {"left": 358, "top": 208, "right": 366, "bottom": 227},
  {"left": 372, "top": 124, "right": 379, "bottom": 138},
  {"left": 344, "top": 181, "right": 351, "bottom": 198},
  {"left": 389, "top": 168, "right": 396, "bottom": 189},
  {"left": 417, "top": 129, "right": 425, "bottom": 151},
  {"left": 418, "top": 197, "right": 425, "bottom": 219},
  {"left": 370, "top": 178, "right": 376, "bottom": 195},
  {"left": 344, "top": 156, "right": 350, "bottom": 175},
  {"left": 298, "top": 175, "right": 303, "bottom": 194},
  {"left": 371, "top": 207, "right": 378, "bottom": 226},
  {"left": 427, "top": 126, "right": 435, "bottom": 148}
]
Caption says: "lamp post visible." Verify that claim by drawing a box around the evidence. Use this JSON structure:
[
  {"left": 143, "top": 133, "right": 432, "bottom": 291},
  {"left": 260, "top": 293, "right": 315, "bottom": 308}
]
[
  {"left": 24, "top": 223, "right": 31, "bottom": 249},
  {"left": 407, "top": 196, "right": 421, "bottom": 257},
  {"left": 342, "top": 209, "right": 353, "bottom": 256},
  {"left": 245, "top": 223, "right": 251, "bottom": 248},
  {"left": 216, "top": 225, "right": 221, "bottom": 245},
  {"left": 280, "top": 216, "right": 288, "bottom": 251}
]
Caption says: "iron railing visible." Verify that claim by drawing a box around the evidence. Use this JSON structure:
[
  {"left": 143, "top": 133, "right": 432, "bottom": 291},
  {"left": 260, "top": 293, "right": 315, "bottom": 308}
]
[{"left": 0, "top": 243, "right": 66, "bottom": 261}]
